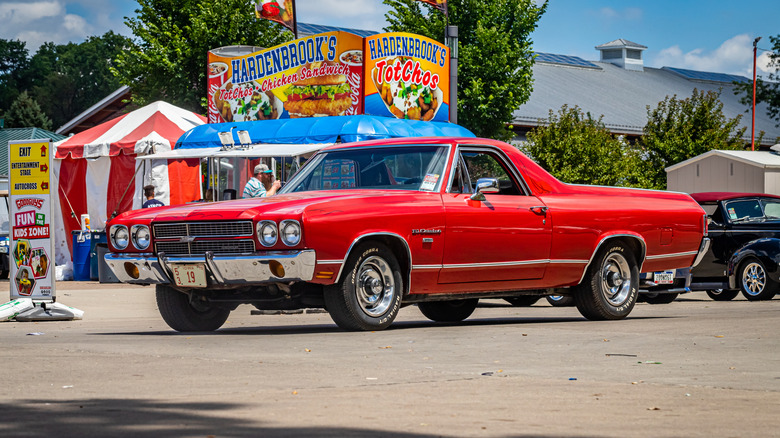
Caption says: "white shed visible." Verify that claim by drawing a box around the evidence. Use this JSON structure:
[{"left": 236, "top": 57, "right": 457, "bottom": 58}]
[{"left": 666, "top": 148, "right": 780, "bottom": 195}]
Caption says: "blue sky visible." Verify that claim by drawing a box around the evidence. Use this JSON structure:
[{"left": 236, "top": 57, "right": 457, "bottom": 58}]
[{"left": 0, "top": 0, "right": 776, "bottom": 77}]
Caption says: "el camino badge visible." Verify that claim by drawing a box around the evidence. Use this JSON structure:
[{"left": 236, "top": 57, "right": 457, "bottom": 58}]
[{"left": 412, "top": 229, "right": 442, "bottom": 235}]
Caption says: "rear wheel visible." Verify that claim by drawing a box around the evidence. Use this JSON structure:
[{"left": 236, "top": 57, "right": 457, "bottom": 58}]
[
  {"left": 156, "top": 284, "right": 230, "bottom": 332},
  {"left": 418, "top": 299, "right": 478, "bottom": 322},
  {"left": 546, "top": 295, "right": 575, "bottom": 307},
  {"left": 706, "top": 289, "right": 739, "bottom": 301},
  {"left": 574, "top": 242, "right": 639, "bottom": 320},
  {"left": 504, "top": 296, "right": 540, "bottom": 307},
  {"left": 739, "top": 258, "right": 778, "bottom": 301},
  {"left": 324, "top": 242, "right": 403, "bottom": 331},
  {"left": 641, "top": 293, "right": 679, "bottom": 304}
]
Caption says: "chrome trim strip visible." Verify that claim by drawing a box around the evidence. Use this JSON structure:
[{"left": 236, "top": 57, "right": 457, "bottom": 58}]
[
  {"left": 549, "top": 259, "right": 588, "bottom": 264},
  {"left": 442, "top": 259, "right": 548, "bottom": 269},
  {"left": 646, "top": 250, "right": 698, "bottom": 260},
  {"left": 317, "top": 260, "right": 344, "bottom": 265},
  {"left": 412, "top": 264, "right": 442, "bottom": 270}
]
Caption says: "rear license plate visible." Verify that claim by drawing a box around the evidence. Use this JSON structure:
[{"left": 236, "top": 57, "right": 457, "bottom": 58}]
[
  {"left": 172, "top": 264, "right": 207, "bottom": 288},
  {"left": 653, "top": 271, "right": 675, "bottom": 284}
]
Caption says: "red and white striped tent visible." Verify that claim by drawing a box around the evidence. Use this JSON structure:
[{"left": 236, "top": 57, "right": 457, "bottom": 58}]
[{"left": 53, "top": 101, "right": 206, "bottom": 265}]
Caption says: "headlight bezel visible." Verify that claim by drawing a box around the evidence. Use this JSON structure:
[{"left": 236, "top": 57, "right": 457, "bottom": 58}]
[
  {"left": 257, "top": 220, "right": 278, "bottom": 247},
  {"left": 279, "top": 220, "right": 302, "bottom": 247},
  {"left": 110, "top": 224, "right": 129, "bottom": 250},
  {"left": 131, "top": 224, "right": 151, "bottom": 250}
]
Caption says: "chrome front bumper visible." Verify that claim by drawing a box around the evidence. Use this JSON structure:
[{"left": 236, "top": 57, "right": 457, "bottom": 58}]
[{"left": 104, "top": 250, "right": 316, "bottom": 285}]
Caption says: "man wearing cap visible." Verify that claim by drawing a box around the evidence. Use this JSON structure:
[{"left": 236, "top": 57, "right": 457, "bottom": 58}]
[
  {"left": 243, "top": 163, "right": 281, "bottom": 198},
  {"left": 142, "top": 185, "right": 165, "bottom": 208}
]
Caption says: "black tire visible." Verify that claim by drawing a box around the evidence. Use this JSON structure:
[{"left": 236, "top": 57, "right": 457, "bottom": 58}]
[
  {"left": 738, "top": 258, "right": 778, "bottom": 301},
  {"left": 574, "top": 242, "right": 639, "bottom": 320},
  {"left": 0, "top": 270, "right": 8, "bottom": 280},
  {"left": 418, "top": 299, "right": 478, "bottom": 322},
  {"left": 641, "top": 293, "right": 679, "bottom": 305},
  {"left": 324, "top": 242, "right": 403, "bottom": 331},
  {"left": 155, "top": 284, "right": 230, "bottom": 332},
  {"left": 546, "top": 295, "right": 575, "bottom": 307},
  {"left": 706, "top": 289, "right": 739, "bottom": 301},
  {"left": 504, "top": 296, "right": 540, "bottom": 307}
]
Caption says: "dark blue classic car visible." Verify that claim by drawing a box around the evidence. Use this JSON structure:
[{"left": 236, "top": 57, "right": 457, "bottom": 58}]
[{"left": 689, "top": 192, "right": 780, "bottom": 301}]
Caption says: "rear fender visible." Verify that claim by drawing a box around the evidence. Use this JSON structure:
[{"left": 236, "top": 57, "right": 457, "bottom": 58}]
[{"left": 578, "top": 233, "right": 647, "bottom": 284}]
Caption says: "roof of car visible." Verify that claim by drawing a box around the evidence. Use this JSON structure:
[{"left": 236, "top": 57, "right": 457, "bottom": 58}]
[{"left": 691, "top": 192, "right": 780, "bottom": 203}]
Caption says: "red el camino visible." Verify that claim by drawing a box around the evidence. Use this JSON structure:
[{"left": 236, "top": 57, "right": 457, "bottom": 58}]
[{"left": 105, "top": 137, "right": 709, "bottom": 331}]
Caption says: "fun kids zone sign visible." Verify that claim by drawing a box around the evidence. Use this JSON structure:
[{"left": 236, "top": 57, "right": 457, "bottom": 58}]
[
  {"left": 206, "top": 31, "right": 449, "bottom": 123},
  {"left": 8, "top": 140, "right": 55, "bottom": 300}
]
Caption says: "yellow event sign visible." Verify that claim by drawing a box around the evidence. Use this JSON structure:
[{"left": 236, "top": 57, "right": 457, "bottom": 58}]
[
  {"left": 10, "top": 141, "right": 50, "bottom": 195},
  {"left": 8, "top": 139, "right": 55, "bottom": 301}
]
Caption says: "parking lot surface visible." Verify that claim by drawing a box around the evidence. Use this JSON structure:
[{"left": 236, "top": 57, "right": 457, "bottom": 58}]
[{"left": 1, "top": 281, "right": 778, "bottom": 437}]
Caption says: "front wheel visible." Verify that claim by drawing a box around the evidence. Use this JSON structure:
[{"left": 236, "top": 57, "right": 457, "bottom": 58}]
[
  {"left": 155, "top": 284, "right": 230, "bottom": 332},
  {"left": 324, "top": 242, "right": 403, "bottom": 331},
  {"left": 706, "top": 289, "right": 739, "bottom": 301},
  {"left": 574, "top": 242, "right": 639, "bottom": 320},
  {"left": 418, "top": 299, "right": 478, "bottom": 322},
  {"left": 739, "top": 259, "right": 778, "bottom": 301}
]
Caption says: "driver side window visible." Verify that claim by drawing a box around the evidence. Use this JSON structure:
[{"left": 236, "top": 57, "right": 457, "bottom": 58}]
[{"left": 459, "top": 150, "right": 522, "bottom": 195}]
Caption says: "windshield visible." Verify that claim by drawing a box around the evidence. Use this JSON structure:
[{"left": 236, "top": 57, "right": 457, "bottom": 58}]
[{"left": 280, "top": 145, "right": 449, "bottom": 193}]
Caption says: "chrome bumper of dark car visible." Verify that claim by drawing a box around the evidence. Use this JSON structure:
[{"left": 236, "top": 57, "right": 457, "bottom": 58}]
[{"left": 104, "top": 250, "right": 316, "bottom": 285}]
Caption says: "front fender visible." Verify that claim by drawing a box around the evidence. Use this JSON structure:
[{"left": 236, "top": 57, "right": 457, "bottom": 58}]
[{"left": 727, "top": 238, "right": 780, "bottom": 288}]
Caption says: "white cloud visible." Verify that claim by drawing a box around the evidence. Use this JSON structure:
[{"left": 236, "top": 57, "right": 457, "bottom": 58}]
[
  {"left": 651, "top": 34, "right": 769, "bottom": 77},
  {"left": 0, "top": 1, "right": 63, "bottom": 23}
]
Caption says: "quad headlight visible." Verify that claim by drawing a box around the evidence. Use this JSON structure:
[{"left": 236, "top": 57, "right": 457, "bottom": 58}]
[
  {"left": 257, "top": 220, "right": 278, "bottom": 247},
  {"left": 131, "top": 224, "right": 151, "bottom": 250},
  {"left": 110, "top": 225, "right": 129, "bottom": 250},
  {"left": 279, "top": 220, "right": 301, "bottom": 246}
]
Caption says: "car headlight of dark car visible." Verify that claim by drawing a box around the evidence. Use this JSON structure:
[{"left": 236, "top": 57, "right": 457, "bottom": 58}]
[
  {"left": 280, "top": 220, "right": 302, "bottom": 246},
  {"left": 110, "top": 225, "right": 129, "bottom": 250},
  {"left": 131, "top": 225, "right": 151, "bottom": 250},
  {"left": 257, "top": 220, "right": 278, "bottom": 247}
]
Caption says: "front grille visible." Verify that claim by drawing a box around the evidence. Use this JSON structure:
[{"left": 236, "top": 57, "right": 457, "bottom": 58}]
[
  {"left": 156, "top": 239, "right": 255, "bottom": 256},
  {"left": 153, "top": 221, "right": 253, "bottom": 238}
]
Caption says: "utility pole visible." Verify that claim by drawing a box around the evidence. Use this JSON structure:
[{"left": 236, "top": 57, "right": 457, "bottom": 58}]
[{"left": 751, "top": 36, "right": 761, "bottom": 151}]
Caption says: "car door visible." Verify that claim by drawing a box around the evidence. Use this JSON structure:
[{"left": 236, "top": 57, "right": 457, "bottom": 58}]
[{"left": 438, "top": 146, "right": 552, "bottom": 284}]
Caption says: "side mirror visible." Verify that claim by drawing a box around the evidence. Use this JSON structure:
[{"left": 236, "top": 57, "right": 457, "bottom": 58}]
[{"left": 470, "top": 178, "right": 499, "bottom": 201}]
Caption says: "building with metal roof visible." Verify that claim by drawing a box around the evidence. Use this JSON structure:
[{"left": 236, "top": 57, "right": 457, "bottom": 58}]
[
  {"left": 513, "top": 39, "right": 779, "bottom": 147},
  {"left": 0, "top": 127, "right": 66, "bottom": 191}
]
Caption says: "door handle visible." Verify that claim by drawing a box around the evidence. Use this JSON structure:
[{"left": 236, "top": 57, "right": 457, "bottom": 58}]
[{"left": 530, "top": 206, "right": 548, "bottom": 216}]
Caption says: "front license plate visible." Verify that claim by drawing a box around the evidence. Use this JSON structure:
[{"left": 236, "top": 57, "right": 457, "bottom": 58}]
[
  {"left": 653, "top": 271, "right": 675, "bottom": 284},
  {"left": 172, "top": 264, "right": 207, "bottom": 288}
]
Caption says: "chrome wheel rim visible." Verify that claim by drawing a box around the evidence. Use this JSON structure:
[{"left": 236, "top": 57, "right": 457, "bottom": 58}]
[
  {"left": 600, "top": 252, "right": 632, "bottom": 306},
  {"left": 742, "top": 262, "right": 766, "bottom": 296},
  {"left": 355, "top": 255, "right": 395, "bottom": 317}
]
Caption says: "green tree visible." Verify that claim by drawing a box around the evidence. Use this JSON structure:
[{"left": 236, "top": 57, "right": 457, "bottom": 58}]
[
  {"left": 0, "top": 39, "right": 30, "bottom": 115},
  {"left": 5, "top": 90, "right": 53, "bottom": 130},
  {"left": 522, "top": 105, "right": 640, "bottom": 186},
  {"left": 639, "top": 89, "right": 746, "bottom": 189},
  {"left": 28, "top": 32, "right": 132, "bottom": 129},
  {"left": 114, "top": 0, "right": 290, "bottom": 113},
  {"left": 383, "top": 0, "right": 547, "bottom": 140},
  {"left": 735, "top": 34, "right": 780, "bottom": 130}
]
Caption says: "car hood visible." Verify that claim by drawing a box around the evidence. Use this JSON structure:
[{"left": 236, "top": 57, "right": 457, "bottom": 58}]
[{"left": 111, "top": 190, "right": 416, "bottom": 223}]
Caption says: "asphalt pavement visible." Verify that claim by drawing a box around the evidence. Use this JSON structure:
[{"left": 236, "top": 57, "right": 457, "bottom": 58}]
[{"left": 1, "top": 281, "right": 778, "bottom": 437}]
